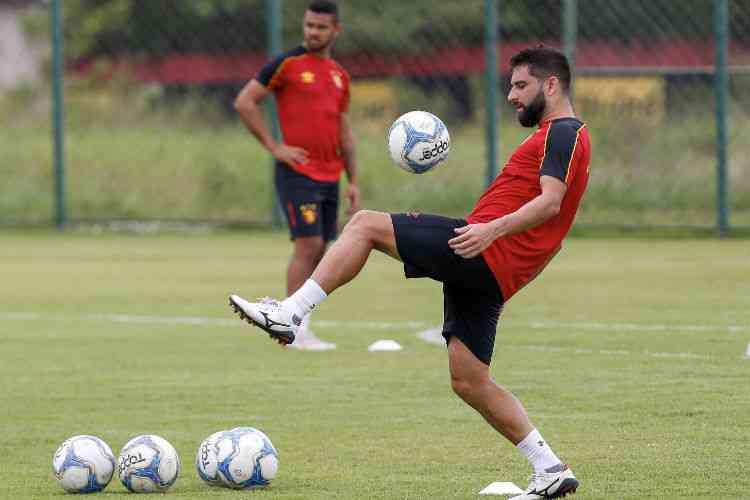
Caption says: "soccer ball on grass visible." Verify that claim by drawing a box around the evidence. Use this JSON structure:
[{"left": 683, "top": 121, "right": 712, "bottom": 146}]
[
  {"left": 195, "top": 430, "right": 225, "bottom": 486},
  {"left": 196, "top": 427, "right": 279, "bottom": 489},
  {"left": 117, "top": 434, "right": 180, "bottom": 493},
  {"left": 52, "top": 435, "right": 116, "bottom": 493}
]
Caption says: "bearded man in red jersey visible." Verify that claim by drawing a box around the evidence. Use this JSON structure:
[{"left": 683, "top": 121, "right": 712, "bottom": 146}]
[
  {"left": 234, "top": 1, "right": 360, "bottom": 351},
  {"left": 231, "top": 46, "right": 590, "bottom": 500}
]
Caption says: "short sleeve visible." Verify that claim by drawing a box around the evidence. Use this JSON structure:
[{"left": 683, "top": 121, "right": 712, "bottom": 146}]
[
  {"left": 254, "top": 46, "right": 306, "bottom": 90},
  {"left": 255, "top": 55, "right": 286, "bottom": 89},
  {"left": 539, "top": 121, "right": 583, "bottom": 184}
]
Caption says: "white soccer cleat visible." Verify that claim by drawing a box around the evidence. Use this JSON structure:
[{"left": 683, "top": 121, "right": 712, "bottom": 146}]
[
  {"left": 287, "top": 328, "right": 336, "bottom": 351},
  {"left": 228, "top": 294, "right": 300, "bottom": 345},
  {"left": 509, "top": 464, "right": 579, "bottom": 499}
]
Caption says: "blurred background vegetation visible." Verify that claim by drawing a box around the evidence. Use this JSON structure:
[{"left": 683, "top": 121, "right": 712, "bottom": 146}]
[{"left": 2, "top": 0, "right": 749, "bottom": 230}]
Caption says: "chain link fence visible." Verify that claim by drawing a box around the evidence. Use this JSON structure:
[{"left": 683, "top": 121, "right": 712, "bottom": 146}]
[
  {"left": 1, "top": 0, "right": 748, "bottom": 230},
  {"left": 727, "top": 0, "right": 750, "bottom": 231}
]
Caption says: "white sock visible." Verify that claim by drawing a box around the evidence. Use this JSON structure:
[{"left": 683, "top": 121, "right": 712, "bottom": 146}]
[
  {"left": 298, "top": 313, "right": 318, "bottom": 340},
  {"left": 282, "top": 279, "right": 327, "bottom": 319},
  {"left": 516, "top": 429, "right": 562, "bottom": 474},
  {"left": 300, "top": 313, "right": 312, "bottom": 334}
]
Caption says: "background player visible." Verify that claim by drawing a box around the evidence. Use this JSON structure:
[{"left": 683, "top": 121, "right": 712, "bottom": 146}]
[
  {"left": 231, "top": 47, "right": 589, "bottom": 499},
  {"left": 233, "top": 0, "right": 360, "bottom": 350}
]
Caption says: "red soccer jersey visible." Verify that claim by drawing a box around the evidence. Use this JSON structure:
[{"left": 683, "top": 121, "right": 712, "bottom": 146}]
[
  {"left": 256, "top": 46, "right": 351, "bottom": 182},
  {"left": 467, "top": 117, "right": 590, "bottom": 302}
]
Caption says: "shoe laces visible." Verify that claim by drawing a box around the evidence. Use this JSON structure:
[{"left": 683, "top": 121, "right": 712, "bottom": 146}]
[
  {"left": 526, "top": 468, "right": 565, "bottom": 492},
  {"left": 524, "top": 472, "right": 549, "bottom": 491},
  {"left": 525, "top": 473, "right": 541, "bottom": 488},
  {"left": 257, "top": 297, "right": 282, "bottom": 307}
]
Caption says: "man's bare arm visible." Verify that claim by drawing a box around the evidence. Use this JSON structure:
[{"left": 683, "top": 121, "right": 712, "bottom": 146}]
[
  {"left": 234, "top": 79, "right": 308, "bottom": 166},
  {"left": 448, "top": 176, "right": 567, "bottom": 258}
]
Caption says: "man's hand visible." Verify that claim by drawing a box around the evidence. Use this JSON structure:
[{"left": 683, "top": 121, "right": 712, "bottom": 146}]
[
  {"left": 449, "top": 176, "right": 566, "bottom": 259},
  {"left": 345, "top": 183, "right": 361, "bottom": 216},
  {"left": 448, "top": 220, "right": 504, "bottom": 259},
  {"left": 272, "top": 143, "right": 309, "bottom": 167}
]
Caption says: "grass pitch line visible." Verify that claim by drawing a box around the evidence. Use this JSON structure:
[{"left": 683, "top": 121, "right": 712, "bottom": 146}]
[
  {"left": 0, "top": 312, "right": 748, "bottom": 335},
  {"left": 416, "top": 327, "right": 714, "bottom": 360},
  {"left": 527, "top": 320, "right": 750, "bottom": 333},
  {"left": 417, "top": 320, "right": 750, "bottom": 336},
  {"left": 0, "top": 312, "right": 41, "bottom": 320},
  {"left": 518, "top": 344, "right": 711, "bottom": 360},
  {"left": 0, "top": 312, "right": 734, "bottom": 360},
  {"left": 0, "top": 312, "right": 430, "bottom": 330}
]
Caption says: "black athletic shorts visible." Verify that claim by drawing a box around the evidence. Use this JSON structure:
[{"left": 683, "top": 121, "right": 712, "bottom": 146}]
[
  {"left": 391, "top": 213, "right": 504, "bottom": 365},
  {"left": 275, "top": 162, "right": 339, "bottom": 241}
]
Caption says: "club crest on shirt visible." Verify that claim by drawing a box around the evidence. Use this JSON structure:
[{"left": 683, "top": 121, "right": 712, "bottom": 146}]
[
  {"left": 330, "top": 71, "right": 343, "bottom": 88},
  {"left": 301, "top": 71, "right": 315, "bottom": 84},
  {"left": 299, "top": 204, "right": 318, "bottom": 224}
]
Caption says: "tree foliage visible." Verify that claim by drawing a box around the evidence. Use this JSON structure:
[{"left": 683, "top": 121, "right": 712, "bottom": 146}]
[
  {"left": 63, "top": 0, "right": 512, "bottom": 58},
  {"left": 64, "top": 0, "right": 265, "bottom": 57},
  {"left": 62, "top": 0, "right": 745, "bottom": 60}
]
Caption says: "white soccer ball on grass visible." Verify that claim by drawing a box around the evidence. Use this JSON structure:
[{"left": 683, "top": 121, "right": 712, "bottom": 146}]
[
  {"left": 204, "top": 427, "right": 279, "bottom": 489},
  {"left": 117, "top": 434, "right": 180, "bottom": 493},
  {"left": 195, "top": 430, "right": 225, "bottom": 486},
  {"left": 52, "top": 435, "right": 116, "bottom": 493}
]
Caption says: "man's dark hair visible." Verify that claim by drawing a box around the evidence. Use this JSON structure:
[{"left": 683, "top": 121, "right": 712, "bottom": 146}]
[
  {"left": 510, "top": 46, "right": 571, "bottom": 94},
  {"left": 308, "top": 0, "right": 339, "bottom": 22}
]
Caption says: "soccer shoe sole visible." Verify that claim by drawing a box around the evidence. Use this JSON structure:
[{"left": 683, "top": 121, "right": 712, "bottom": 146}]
[
  {"left": 551, "top": 477, "right": 579, "bottom": 498},
  {"left": 545, "top": 477, "right": 579, "bottom": 499},
  {"left": 228, "top": 296, "right": 296, "bottom": 345},
  {"left": 510, "top": 477, "right": 579, "bottom": 500}
]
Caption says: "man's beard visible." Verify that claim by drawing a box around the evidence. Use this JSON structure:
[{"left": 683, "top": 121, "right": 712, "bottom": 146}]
[
  {"left": 305, "top": 37, "right": 333, "bottom": 53},
  {"left": 518, "top": 90, "right": 546, "bottom": 127}
]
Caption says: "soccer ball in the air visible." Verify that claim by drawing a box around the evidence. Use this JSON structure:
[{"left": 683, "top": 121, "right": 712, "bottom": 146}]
[
  {"left": 52, "top": 435, "right": 116, "bottom": 493},
  {"left": 117, "top": 434, "right": 180, "bottom": 493},
  {"left": 206, "top": 427, "right": 279, "bottom": 489},
  {"left": 387, "top": 110, "right": 450, "bottom": 173}
]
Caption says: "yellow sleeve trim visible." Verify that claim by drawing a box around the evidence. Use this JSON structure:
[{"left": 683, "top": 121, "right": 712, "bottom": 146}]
[
  {"left": 564, "top": 123, "right": 587, "bottom": 184},
  {"left": 537, "top": 125, "right": 553, "bottom": 171},
  {"left": 267, "top": 53, "right": 307, "bottom": 90}
]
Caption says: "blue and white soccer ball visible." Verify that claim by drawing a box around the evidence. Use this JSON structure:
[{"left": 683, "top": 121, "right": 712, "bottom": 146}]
[
  {"left": 195, "top": 430, "right": 225, "bottom": 487},
  {"left": 117, "top": 434, "right": 180, "bottom": 493},
  {"left": 198, "top": 427, "right": 279, "bottom": 489},
  {"left": 52, "top": 435, "right": 115, "bottom": 493},
  {"left": 387, "top": 110, "right": 450, "bottom": 173}
]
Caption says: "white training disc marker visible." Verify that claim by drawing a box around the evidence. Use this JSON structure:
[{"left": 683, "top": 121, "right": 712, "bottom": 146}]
[
  {"left": 479, "top": 482, "right": 524, "bottom": 496},
  {"left": 367, "top": 339, "right": 403, "bottom": 352}
]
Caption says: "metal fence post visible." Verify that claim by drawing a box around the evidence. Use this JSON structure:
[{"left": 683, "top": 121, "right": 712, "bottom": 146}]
[
  {"left": 51, "top": 0, "right": 66, "bottom": 229},
  {"left": 267, "top": 0, "right": 283, "bottom": 228},
  {"left": 714, "top": 0, "right": 729, "bottom": 237},
  {"left": 484, "top": 0, "right": 499, "bottom": 186},
  {"left": 562, "top": 0, "right": 577, "bottom": 100}
]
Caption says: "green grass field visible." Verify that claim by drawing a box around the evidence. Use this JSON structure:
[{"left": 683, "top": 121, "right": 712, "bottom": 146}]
[{"left": 1, "top": 230, "right": 749, "bottom": 499}]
